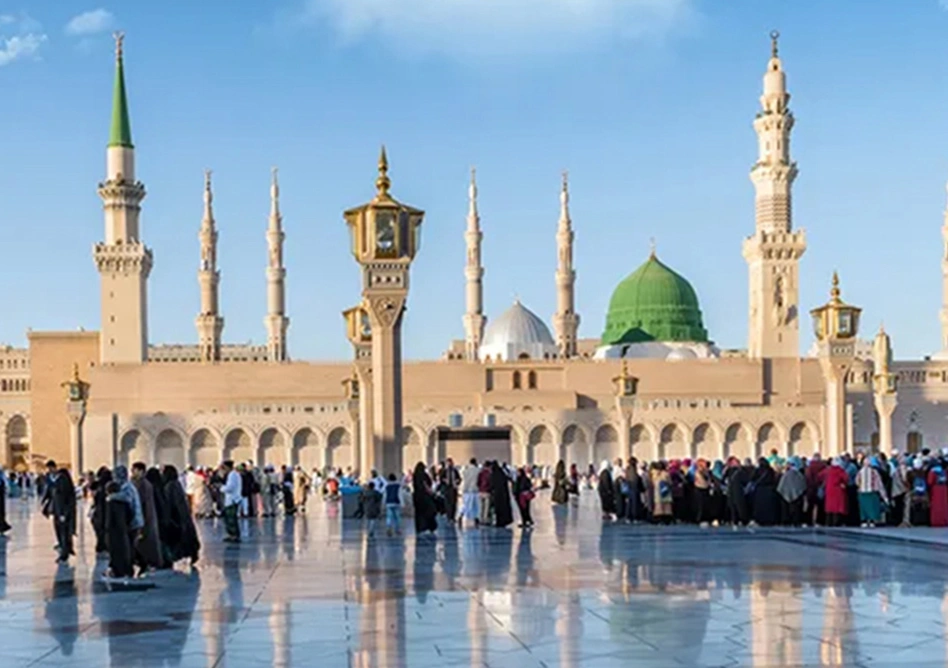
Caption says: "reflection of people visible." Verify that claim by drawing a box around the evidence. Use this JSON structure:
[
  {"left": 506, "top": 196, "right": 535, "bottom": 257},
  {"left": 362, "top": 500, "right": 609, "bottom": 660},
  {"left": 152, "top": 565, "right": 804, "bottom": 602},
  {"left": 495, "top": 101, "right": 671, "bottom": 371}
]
[{"left": 45, "top": 577, "right": 79, "bottom": 656}]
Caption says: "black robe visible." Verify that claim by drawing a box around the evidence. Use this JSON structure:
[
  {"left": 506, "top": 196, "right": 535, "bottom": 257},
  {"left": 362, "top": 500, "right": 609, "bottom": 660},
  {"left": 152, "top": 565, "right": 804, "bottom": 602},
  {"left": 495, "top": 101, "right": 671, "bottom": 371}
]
[
  {"left": 106, "top": 497, "right": 134, "bottom": 578},
  {"left": 90, "top": 470, "right": 112, "bottom": 552},
  {"left": 0, "top": 476, "right": 10, "bottom": 534},
  {"left": 490, "top": 466, "right": 514, "bottom": 528},
  {"left": 412, "top": 471, "right": 438, "bottom": 533},
  {"left": 598, "top": 469, "right": 616, "bottom": 515},
  {"left": 164, "top": 479, "right": 201, "bottom": 564},
  {"left": 725, "top": 467, "right": 749, "bottom": 525},
  {"left": 751, "top": 466, "right": 780, "bottom": 526},
  {"left": 132, "top": 477, "right": 164, "bottom": 570}
]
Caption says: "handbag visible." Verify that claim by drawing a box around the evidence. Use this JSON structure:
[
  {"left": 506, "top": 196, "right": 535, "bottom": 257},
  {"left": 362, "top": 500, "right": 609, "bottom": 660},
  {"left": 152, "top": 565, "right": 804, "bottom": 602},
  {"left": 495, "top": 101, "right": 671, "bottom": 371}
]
[{"left": 519, "top": 490, "right": 535, "bottom": 504}]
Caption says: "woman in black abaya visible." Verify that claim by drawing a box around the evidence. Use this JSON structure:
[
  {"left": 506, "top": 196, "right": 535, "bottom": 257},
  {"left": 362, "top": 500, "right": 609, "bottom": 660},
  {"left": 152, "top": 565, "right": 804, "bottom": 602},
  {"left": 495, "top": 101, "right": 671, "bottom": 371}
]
[
  {"left": 162, "top": 465, "right": 201, "bottom": 565},
  {"left": 490, "top": 462, "right": 514, "bottom": 528},
  {"left": 105, "top": 481, "right": 134, "bottom": 579},
  {"left": 90, "top": 467, "right": 112, "bottom": 553},
  {"left": 751, "top": 458, "right": 780, "bottom": 527},
  {"left": 412, "top": 463, "right": 438, "bottom": 535}
]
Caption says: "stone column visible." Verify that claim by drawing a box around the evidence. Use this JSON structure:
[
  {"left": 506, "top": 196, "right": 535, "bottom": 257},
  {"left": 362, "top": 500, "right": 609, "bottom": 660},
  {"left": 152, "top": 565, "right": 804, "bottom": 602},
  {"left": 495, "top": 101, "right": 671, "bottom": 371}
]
[
  {"left": 874, "top": 393, "right": 897, "bottom": 454},
  {"left": 66, "top": 401, "right": 86, "bottom": 475}
]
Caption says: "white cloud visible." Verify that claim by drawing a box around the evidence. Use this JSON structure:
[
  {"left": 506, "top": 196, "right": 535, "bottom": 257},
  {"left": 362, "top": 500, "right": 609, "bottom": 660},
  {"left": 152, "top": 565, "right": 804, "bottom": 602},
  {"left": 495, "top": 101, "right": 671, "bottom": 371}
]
[
  {"left": 65, "top": 9, "right": 115, "bottom": 36},
  {"left": 296, "top": 0, "right": 695, "bottom": 57},
  {"left": 0, "top": 14, "right": 45, "bottom": 66}
]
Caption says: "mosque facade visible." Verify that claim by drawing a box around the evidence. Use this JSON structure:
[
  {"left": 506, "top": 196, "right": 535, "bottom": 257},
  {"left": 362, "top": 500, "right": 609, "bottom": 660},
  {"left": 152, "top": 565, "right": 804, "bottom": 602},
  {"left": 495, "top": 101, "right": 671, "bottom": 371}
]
[{"left": 1, "top": 33, "right": 947, "bottom": 474}]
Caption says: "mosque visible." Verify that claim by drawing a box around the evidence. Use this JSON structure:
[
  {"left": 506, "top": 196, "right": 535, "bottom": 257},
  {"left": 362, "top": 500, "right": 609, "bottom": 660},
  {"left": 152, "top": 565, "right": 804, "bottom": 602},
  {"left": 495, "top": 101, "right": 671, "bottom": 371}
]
[{"left": 0, "top": 32, "right": 945, "bottom": 474}]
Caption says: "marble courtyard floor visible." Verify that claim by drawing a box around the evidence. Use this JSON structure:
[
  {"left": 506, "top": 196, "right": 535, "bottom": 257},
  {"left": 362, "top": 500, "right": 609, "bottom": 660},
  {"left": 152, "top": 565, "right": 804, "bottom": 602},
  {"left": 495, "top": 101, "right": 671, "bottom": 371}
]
[{"left": 2, "top": 496, "right": 948, "bottom": 667}]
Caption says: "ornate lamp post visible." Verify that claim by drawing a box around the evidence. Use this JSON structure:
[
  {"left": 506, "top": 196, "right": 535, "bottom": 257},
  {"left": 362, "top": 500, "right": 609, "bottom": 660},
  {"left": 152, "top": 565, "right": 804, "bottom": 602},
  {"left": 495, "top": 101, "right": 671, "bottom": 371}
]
[
  {"left": 343, "top": 303, "right": 373, "bottom": 475},
  {"left": 61, "top": 363, "right": 89, "bottom": 474},
  {"left": 810, "top": 272, "right": 861, "bottom": 457},
  {"left": 872, "top": 325, "right": 897, "bottom": 453},
  {"left": 612, "top": 361, "right": 638, "bottom": 463},
  {"left": 343, "top": 148, "right": 424, "bottom": 475}
]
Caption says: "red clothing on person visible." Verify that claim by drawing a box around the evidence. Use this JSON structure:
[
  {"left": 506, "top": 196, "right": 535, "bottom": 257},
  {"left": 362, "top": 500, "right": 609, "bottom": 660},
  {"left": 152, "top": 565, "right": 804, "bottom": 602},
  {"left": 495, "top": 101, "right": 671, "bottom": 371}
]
[
  {"left": 477, "top": 468, "right": 491, "bottom": 494},
  {"left": 927, "top": 470, "right": 948, "bottom": 527},
  {"left": 820, "top": 465, "right": 849, "bottom": 515}
]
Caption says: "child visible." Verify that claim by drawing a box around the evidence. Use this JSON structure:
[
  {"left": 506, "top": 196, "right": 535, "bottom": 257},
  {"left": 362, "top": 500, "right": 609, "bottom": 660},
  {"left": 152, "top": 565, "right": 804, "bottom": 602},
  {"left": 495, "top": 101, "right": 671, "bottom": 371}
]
[
  {"left": 384, "top": 473, "right": 402, "bottom": 536},
  {"left": 362, "top": 482, "right": 383, "bottom": 538}
]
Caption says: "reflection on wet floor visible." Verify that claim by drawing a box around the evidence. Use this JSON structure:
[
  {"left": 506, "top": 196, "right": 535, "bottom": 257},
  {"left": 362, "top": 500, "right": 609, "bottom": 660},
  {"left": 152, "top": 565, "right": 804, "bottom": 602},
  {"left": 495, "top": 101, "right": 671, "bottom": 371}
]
[{"left": 1, "top": 495, "right": 948, "bottom": 667}]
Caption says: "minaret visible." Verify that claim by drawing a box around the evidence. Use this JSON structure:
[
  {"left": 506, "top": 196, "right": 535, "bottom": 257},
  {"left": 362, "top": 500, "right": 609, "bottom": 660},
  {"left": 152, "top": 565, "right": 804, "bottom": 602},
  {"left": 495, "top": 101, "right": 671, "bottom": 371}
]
[
  {"left": 265, "top": 167, "right": 289, "bottom": 362},
  {"left": 743, "top": 31, "right": 807, "bottom": 359},
  {"left": 462, "top": 167, "right": 486, "bottom": 360},
  {"left": 94, "top": 32, "right": 151, "bottom": 364},
  {"left": 195, "top": 169, "right": 223, "bottom": 362},
  {"left": 940, "top": 182, "right": 948, "bottom": 350},
  {"left": 553, "top": 171, "right": 580, "bottom": 357}
]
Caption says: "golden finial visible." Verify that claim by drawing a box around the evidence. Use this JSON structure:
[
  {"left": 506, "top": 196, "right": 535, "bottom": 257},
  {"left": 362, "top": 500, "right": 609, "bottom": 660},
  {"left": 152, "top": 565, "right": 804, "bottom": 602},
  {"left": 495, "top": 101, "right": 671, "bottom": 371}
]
[
  {"left": 621, "top": 359, "right": 630, "bottom": 378},
  {"left": 830, "top": 270, "right": 841, "bottom": 302},
  {"left": 113, "top": 31, "right": 125, "bottom": 59},
  {"left": 770, "top": 30, "right": 779, "bottom": 58},
  {"left": 649, "top": 237, "right": 657, "bottom": 258},
  {"left": 562, "top": 170, "right": 569, "bottom": 192},
  {"left": 376, "top": 145, "right": 391, "bottom": 196},
  {"left": 72, "top": 362, "right": 80, "bottom": 383}
]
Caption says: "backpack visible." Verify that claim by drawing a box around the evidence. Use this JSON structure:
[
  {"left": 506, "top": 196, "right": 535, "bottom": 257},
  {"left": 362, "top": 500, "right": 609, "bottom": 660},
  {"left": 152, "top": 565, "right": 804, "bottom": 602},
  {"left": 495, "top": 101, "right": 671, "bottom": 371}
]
[
  {"left": 913, "top": 475, "right": 928, "bottom": 497},
  {"left": 935, "top": 468, "right": 947, "bottom": 486}
]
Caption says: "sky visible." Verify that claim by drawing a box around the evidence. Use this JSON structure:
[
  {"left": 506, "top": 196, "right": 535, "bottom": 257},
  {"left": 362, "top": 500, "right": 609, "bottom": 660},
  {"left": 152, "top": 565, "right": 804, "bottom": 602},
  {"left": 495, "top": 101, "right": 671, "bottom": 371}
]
[{"left": 1, "top": 0, "right": 948, "bottom": 362}]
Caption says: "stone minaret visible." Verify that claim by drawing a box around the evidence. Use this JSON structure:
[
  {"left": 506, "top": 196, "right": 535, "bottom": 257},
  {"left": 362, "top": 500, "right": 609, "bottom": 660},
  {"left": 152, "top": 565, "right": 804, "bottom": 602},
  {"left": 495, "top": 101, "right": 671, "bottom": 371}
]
[
  {"left": 94, "top": 32, "right": 151, "bottom": 364},
  {"left": 195, "top": 170, "right": 223, "bottom": 362},
  {"left": 462, "top": 167, "right": 486, "bottom": 360},
  {"left": 940, "top": 181, "right": 948, "bottom": 350},
  {"left": 553, "top": 171, "right": 579, "bottom": 357},
  {"left": 743, "top": 31, "right": 807, "bottom": 359},
  {"left": 265, "top": 167, "right": 289, "bottom": 362}
]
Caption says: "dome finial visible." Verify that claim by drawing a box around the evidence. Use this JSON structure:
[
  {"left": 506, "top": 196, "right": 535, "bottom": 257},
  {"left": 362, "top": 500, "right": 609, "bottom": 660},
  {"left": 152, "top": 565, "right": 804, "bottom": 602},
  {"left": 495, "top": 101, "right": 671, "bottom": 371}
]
[
  {"left": 649, "top": 237, "right": 657, "bottom": 258},
  {"left": 376, "top": 145, "right": 390, "bottom": 196},
  {"left": 830, "top": 270, "right": 841, "bottom": 302},
  {"left": 770, "top": 29, "right": 779, "bottom": 58}
]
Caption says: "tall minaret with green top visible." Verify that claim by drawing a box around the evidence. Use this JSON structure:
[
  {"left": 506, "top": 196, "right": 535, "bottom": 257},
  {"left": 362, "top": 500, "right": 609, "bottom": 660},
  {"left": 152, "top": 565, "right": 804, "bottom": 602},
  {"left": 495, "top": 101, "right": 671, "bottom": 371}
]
[{"left": 94, "top": 32, "right": 151, "bottom": 363}]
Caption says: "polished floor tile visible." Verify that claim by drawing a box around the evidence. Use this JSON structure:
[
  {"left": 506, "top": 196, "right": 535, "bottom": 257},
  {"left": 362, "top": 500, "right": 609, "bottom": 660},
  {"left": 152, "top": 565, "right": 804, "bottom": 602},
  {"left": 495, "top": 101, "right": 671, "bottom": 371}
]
[{"left": 1, "top": 494, "right": 948, "bottom": 667}]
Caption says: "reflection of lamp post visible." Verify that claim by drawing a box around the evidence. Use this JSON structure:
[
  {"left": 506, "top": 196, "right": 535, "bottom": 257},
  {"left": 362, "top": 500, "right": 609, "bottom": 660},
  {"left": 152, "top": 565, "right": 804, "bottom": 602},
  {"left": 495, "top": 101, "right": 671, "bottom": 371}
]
[
  {"left": 343, "top": 303, "right": 373, "bottom": 475},
  {"left": 872, "top": 325, "right": 897, "bottom": 454},
  {"left": 810, "top": 272, "right": 861, "bottom": 456},
  {"left": 343, "top": 148, "right": 424, "bottom": 475},
  {"left": 60, "top": 363, "right": 89, "bottom": 474},
  {"left": 612, "top": 361, "right": 638, "bottom": 462}
]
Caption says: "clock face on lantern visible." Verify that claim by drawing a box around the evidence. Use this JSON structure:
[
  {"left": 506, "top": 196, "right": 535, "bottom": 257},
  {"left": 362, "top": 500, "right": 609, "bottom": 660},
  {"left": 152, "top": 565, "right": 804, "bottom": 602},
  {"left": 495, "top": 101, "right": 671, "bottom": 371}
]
[{"left": 376, "top": 212, "right": 396, "bottom": 254}]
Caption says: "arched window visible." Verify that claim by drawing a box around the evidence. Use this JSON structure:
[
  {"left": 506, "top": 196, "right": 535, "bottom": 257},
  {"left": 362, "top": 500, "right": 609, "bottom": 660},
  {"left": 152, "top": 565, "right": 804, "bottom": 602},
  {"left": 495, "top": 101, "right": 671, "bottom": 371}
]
[
  {"left": 518, "top": 352, "right": 530, "bottom": 360},
  {"left": 512, "top": 371, "right": 522, "bottom": 390},
  {"left": 527, "top": 371, "right": 537, "bottom": 389}
]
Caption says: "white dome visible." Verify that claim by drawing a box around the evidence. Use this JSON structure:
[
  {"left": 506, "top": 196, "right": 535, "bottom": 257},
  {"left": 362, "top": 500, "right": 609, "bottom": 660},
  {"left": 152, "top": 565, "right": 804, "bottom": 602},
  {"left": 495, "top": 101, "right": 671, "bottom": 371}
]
[{"left": 479, "top": 300, "right": 557, "bottom": 362}]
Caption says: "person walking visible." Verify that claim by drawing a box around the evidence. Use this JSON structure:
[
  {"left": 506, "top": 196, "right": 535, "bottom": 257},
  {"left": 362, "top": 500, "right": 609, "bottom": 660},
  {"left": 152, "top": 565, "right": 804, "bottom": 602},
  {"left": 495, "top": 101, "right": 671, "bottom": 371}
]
[
  {"left": 221, "top": 461, "right": 243, "bottom": 543},
  {"left": 0, "top": 466, "right": 12, "bottom": 536},
  {"left": 41, "top": 461, "right": 76, "bottom": 563},
  {"left": 514, "top": 467, "right": 535, "bottom": 529},
  {"left": 458, "top": 458, "right": 480, "bottom": 528}
]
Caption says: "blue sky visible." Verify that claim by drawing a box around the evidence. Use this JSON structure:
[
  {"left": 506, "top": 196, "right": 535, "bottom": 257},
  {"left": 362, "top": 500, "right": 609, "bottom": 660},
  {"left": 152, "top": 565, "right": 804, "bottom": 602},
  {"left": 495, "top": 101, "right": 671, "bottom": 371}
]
[{"left": 1, "top": 0, "right": 947, "bottom": 361}]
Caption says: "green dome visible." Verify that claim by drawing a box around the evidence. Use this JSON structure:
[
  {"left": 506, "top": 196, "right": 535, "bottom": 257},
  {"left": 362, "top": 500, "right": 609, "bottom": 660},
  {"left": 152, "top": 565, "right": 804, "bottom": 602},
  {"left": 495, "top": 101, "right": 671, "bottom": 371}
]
[{"left": 601, "top": 253, "right": 709, "bottom": 345}]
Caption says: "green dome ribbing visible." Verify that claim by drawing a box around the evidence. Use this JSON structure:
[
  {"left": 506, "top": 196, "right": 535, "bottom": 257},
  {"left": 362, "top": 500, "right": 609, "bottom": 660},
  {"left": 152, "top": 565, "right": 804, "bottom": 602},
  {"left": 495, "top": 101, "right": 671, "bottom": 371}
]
[
  {"left": 601, "top": 253, "right": 708, "bottom": 345},
  {"left": 109, "top": 51, "right": 133, "bottom": 148}
]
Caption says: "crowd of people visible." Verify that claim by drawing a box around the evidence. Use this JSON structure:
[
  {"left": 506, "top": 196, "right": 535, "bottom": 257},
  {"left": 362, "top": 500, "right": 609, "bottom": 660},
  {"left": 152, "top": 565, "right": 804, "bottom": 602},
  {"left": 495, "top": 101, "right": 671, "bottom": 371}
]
[
  {"left": 593, "top": 449, "right": 948, "bottom": 529},
  {"left": 0, "top": 447, "right": 946, "bottom": 578}
]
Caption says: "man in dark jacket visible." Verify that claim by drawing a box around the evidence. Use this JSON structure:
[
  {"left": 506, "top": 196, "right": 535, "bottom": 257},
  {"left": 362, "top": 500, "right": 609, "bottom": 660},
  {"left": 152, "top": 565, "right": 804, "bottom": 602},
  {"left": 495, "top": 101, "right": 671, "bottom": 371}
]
[{"left": 41, "top": 460, "right": 77, "bottom": 563}]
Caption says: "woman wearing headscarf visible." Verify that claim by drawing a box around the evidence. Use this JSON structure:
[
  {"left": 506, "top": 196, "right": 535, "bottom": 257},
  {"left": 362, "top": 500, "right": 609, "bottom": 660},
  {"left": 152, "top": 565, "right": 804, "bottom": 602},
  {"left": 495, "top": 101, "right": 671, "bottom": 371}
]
[
  {"left": 750, "top": 458, "right": 779, "bottom": 527},
  {"left": 650, "top": 462, "right": 673, "bottom": 525},
  {"left": 856, "top": 457, "right": 888, "bottom": 528},
  {"left": 568, "top": 463, "right": 581, "bottom": 506},
  {"left": 908, "top": 458, "right": 930, "bottom": 526},
  {"left": 724, "top": 457, "right": 749, "bottom": 527},
  {"left": 597, "top": 460, "right": 616, "bottom": 521},
  {"left": 489, "top": 461, "right": 514, "bottom": 528},
  {"left": 513, "top": 467, "right": 535, "bottom": 528},
  {"left": 412, "top": 462, "right": 438, "bottom": 535},
  {"left": 551, "top": 460, "right": 569, "bottom": 505},
  {"left": 777, "top": 457, "right": 807, "bottom": 526},
  {"left": 805, "top": 454, "right": 827, "bottom": 526},
  {"left": 145, "top": 467, "right": 173, "bottom": 567},
  {"left": 130, "top": 462, "right": 164, "bottom": 573},
  {"left": 162, "top": 465, "right": 201, "bottom": 565},
  {"left": 710, "top": 460, "right": 726, "bottom": 525},
  {"left": 624, "top": 458, "right": 643, "bottom": 522},
  {"left": 693, "top": 459, "right": 712, "bottom": 526},
  {"left": 927, "top": 458, "right": 948, "bottom": 527},
  {"left": 104, "top": 480, "right": 134, "bottom": 579},
  {"left": 0, "top": 467, "right": 11, "bottom": 536},
  {"left": 89, "top": 467, "right": 112, "bottom": 554},
  {"left": 820, "top": 458, "right": 849, "bottom": 527}
]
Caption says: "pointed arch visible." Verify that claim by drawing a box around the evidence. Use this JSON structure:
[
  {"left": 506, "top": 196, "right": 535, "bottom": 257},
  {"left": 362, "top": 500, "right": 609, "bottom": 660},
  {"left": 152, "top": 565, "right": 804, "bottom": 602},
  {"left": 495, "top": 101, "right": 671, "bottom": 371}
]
[
  {"left": 155, "top": 428, "right": 186, "bottom": 469},
  {"left": 527, "top": 424, "right": 555, "bottom": 466},
  {"left": 4, "top": 414, "right": 28, "bottom": 469},
  {"left": 561, "top": 424, "right": 588, "bottom": 468},
  {"left": 788, "top": 422, "right": 816, "bottom": 456},
  {"left": 119, "top": 429, "right": 149, "bottom": 468},
  {"left": 224, "top": 427, "right": 254, "bottom": 465},
  {"left": 629, "top": 423, "right": 654, "bottom": 461},
  {"left": 293, "top": 427, "right": 321, "bottom": 470},
  {"left": 757, "top": 422, "right": 785, "bottom": 458},
  {"left": 594, "top": 423, "right": 620, "bottom": 465},
  {"left": 326, "top": 426, "right": 353, "bottom": 471},
  {"left": 724, "top": 423, "right": 753, "bottom": 461},
  {"left": 189, "top": 428, "right": 219, "bottom": 468},
  {"left": 692, "top": 422, "right": 716, "bottom": 461},
  {"left": 659, "top": 423, "right": 688, "bottom": 461},
  {"left": 402, "top": 426, "right": 425, "bottom": 470},
  {"left": 259, "top": 427, "right": 289, "bottom": 468}
]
